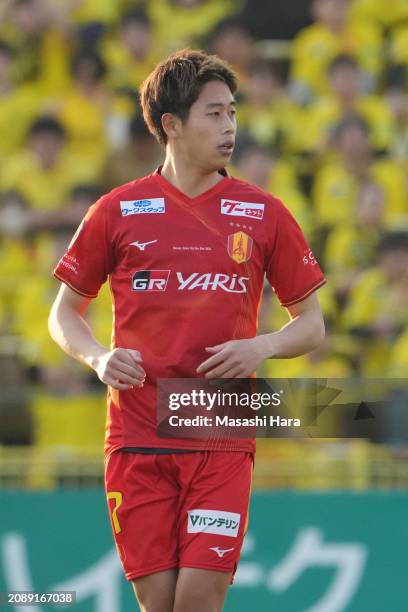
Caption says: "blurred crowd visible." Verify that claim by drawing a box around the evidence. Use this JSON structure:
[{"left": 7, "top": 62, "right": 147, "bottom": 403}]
[{"left": 0, "top": 0, "right": 407, "bottom": 448}]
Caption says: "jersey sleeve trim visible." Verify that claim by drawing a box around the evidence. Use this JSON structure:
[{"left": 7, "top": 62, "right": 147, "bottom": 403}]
[
  {"left": 280, "top": 279, "right": 327, "bottom": 307},
  {"left": 53, "top": 271, "right": 98, "bottom": 299}
]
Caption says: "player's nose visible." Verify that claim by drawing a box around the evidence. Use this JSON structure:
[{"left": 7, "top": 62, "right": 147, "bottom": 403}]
[{"left": 222, "top": 113, "right": 236, "bottom": 134}]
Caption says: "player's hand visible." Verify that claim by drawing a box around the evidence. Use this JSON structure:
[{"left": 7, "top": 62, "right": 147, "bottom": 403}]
[
  {"left": 93, "top": 348, "right": 146, "bottom": 390},
  {"left": 196, "top": 338, "right": 265, "bottom": 378}
]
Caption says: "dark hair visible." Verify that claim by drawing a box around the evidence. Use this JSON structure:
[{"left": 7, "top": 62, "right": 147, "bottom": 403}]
[
  {"left": 130, "top": 114, "right": 153, "bottom": 140},
  {"left": 14, "top": 0, "right": 35, "bottom": 6},
  {"left": 0, "top": 40, "right": 13, "bottom": 58},
  {"left": 28, "top": 116, "right": 66, "bottom": 140},
  {"left": 140, "top": 48, "right": 237, "bottom": 145},
  {"left": 0, "top": 190, "right": 29, "bottom": 209},
  {"left": 208, "top": 16, "right": 250, "bottom": 46},
  {"left": 70, "top": 184, "right": 102, "bottom": 202},
  {"left": 121, "top": 8, "right": 150, "bottom": 29},
  {"left": 378, "top": 231, "right": 408, "bottom": 255},
  {"left": 70, "top": 50, "right": 107, "bottom": 82},
  {"left": 328, "top": 53, "right": 359, "bottom": 74},
  {"left": 385, "top": 64, "right": 407, "bottom": 90},
  {"left": 248, "top": 58, "right": 284, "bottom": 82},
  {"left": 234, "top": 134, "right": 273, "bottom": 163},
  {"left": 333, "top": 112, "right": 370, "bottom": 140}
]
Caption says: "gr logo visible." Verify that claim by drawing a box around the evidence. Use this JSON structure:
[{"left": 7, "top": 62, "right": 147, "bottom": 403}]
[{"left": 132, "top": 270, "right": 170, "bottom": 291}]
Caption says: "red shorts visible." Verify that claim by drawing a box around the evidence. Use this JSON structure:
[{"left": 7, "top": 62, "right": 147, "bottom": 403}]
[{"left": 104, "top": 450, "right": 254, "bottom": 583}]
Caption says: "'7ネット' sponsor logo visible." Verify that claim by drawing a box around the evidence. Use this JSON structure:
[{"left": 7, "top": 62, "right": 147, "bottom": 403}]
[{"left": 221, "top": 199, "right": 264, "bottom": 220}]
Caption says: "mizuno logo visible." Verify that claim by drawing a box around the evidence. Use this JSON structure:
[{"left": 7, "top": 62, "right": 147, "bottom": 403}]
[
  {"left": 209, "top": 547, "right": 235, "bottom": 558},
  {"left": 130, "top": 240, "right": 157, "bottom": 251}
]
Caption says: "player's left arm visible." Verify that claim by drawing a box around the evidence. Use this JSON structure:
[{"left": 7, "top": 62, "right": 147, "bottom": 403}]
[{"left": 196, "top": 292, "right": 324, "bottom": 378}]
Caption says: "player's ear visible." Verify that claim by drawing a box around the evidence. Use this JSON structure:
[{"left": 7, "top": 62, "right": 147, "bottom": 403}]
[{"left": 161, "top": 113, "right": 182, "bottom": 141}]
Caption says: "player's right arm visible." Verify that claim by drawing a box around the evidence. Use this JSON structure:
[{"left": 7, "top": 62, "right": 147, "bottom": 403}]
[{"left": 48, "top": 283, "right": 145, "bottom": 390}]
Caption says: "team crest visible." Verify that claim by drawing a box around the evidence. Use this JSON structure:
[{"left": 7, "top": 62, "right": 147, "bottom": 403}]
[{"left": 227, "top": 232, "right": 253, "bottom": 264}]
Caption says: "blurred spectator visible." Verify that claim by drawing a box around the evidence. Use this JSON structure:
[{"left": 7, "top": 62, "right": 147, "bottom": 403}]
[
  {"left": 263, "top": 335, "right": 352, "bottom": 378},
  {"left": 0, "top": 0, "right": 72, "bottom": 93},
  {"left": 11, "top": 224, "right": 94, "bottom": 392},
  {"left": 0, "top": 191, "right": 35, "bottom": 326},
  {"left": 148, "top": 0, "right": 241, "bottom": 52},
  {"left": 385, "top": 83, "right": 408, "bottom": 164},
  {"left": 101, "top": 114, "right": 162, "bottom": 191},
  {"left": 233, "top": 142, "right": 312, "bottom": 236},
  {"left": 52, "top": 50, "right": 134, "bottom": 174},
  {"left": 290, "top": 0, "right": 383, "bottom": 102},
  {"left": 312, "top": 114, "right": 408, "bottom": 229},
  {"left": 305, "top": 54, "right": 394, "bottom": 153},
  {"left": 0, "top": 40, "right": 42, "bottom": 160},
  {"left": 102, "top": 9, "right": 159, "bottom": 93},
  {"left": 342, "top": 231, "right": 408, "bottom": 375},
  {"left": 208, "top": 16, "right": 252, "bottom": 82},
  {"left": 64, "top": 184, "right": 102, "bottom": 224},
  {"left": 258, "top": 281, "right": 343, "bottom": 377},
  {"left": 68, "top": 0, "right": 123, "bottom": 29},
  {"left": 0, "top": 190, "right": 32, "bottom": 239},
  {"left": 351, "top": 0, "right": 408, "bottom": 29},
  {"left": 324, "top": 181, "right": 385, "bottom": 297},
  {"left": 240, "top": 0, "right": 312, "bottom": 40},
  {"left": 31, "top": 183, "right": 103, "bottom": 232},
  {"left": 0, "top": 116, "right": 94, "bottom": 210},
  {"left": 238, "top": 59, "right": 304, "bottom": 154},
  {"left": 388, "top": 326, "right": 408, "bottom": 377},
  {"left": 390, "top": 24, "right": 408, "bottom": 71}
]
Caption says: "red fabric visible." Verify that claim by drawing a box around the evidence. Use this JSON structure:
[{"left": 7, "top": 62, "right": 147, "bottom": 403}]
[
  {"left": 53, "top": 169, "right": 325, "bottom": 456},
  {"left": 104, "top": 450, "right": 254, "bottom": 582}
]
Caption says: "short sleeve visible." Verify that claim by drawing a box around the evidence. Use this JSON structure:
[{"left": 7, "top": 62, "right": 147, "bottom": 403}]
[
  {"left": 53, "top": 195, "right": 114, "bottom": 298},
  {"left": 266, "top": 199, "right": 326, "bottom": 307}
]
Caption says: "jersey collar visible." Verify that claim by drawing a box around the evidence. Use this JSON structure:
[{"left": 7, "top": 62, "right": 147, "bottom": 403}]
[{"left": 153, "top": 165, "right": 230, "bottom": 206}]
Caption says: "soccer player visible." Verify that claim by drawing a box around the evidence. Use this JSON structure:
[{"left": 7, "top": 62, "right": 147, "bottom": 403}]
[{"left": 48, "top": 50, "right": 326, "bottom": 612}]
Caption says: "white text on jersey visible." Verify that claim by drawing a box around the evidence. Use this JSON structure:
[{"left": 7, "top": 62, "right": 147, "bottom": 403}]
[{"left": 177, "top": 272, "right": 248, "bottom": 293}]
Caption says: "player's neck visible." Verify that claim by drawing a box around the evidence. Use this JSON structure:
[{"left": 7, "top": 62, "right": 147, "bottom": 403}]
[{"left": 161, "top": 154, "right": 224, "bottom": 199}]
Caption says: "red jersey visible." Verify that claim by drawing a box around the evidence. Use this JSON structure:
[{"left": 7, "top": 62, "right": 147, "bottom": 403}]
[{"left": 54, "top": 168, "right": 325, "bottom": 457}]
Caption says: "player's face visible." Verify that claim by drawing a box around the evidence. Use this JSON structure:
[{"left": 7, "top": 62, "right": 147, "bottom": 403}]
[{"left": 180, "top": 80, "right": 237, "bottom": 171}]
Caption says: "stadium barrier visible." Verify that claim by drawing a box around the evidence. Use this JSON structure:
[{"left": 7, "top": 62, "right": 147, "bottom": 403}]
[{"left": 0, "top": 490, "right": 406, "bottom": 611}]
